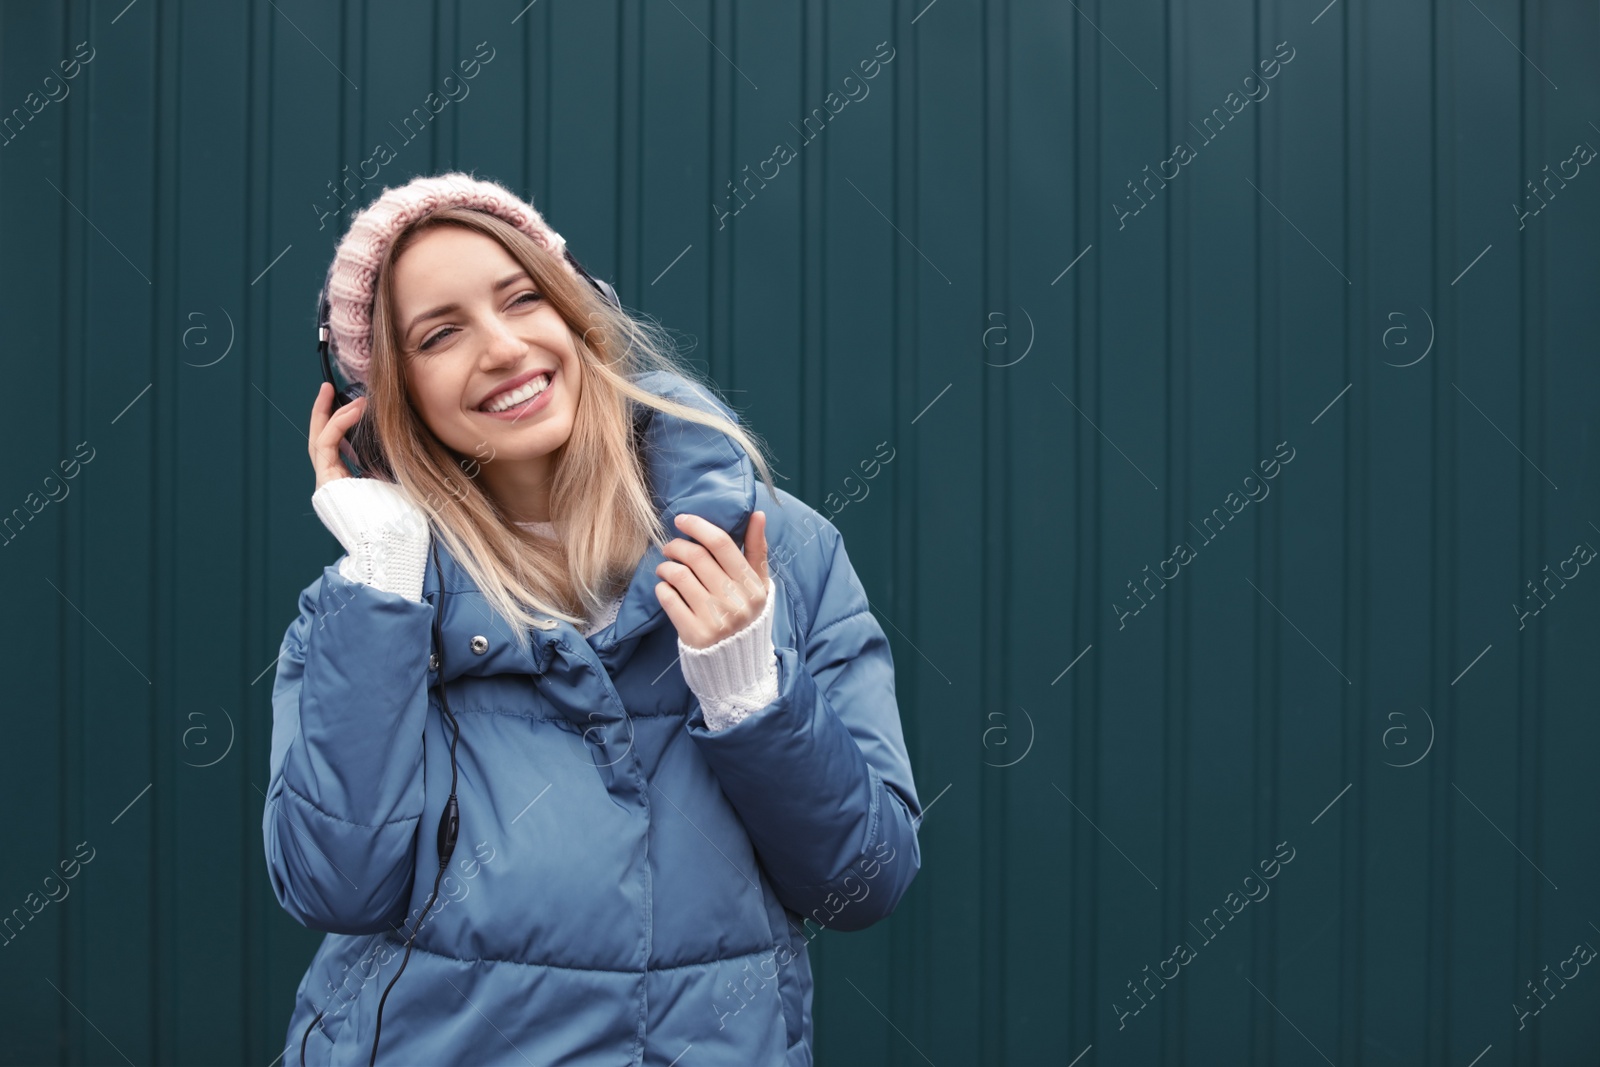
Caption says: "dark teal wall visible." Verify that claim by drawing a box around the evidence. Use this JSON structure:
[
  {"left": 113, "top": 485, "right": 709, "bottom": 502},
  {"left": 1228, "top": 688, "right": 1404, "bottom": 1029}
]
[{"left": 2, "top": 0, "right": 1597, "bottom": 1064}]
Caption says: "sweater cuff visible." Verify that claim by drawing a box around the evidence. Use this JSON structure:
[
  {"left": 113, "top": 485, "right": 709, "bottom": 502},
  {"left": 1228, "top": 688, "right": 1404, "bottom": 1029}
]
[
  {"left": 679, "top": 575, "right": 779, "bottom": 732},
  {"left": 310, "top": 477, "right": 430, "bottom": 603}
]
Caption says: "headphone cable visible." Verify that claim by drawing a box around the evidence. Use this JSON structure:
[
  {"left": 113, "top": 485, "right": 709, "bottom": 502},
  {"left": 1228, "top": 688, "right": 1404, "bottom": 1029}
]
[
  {"left": 298, "top": 540, "right": 460, "bottom": 1066},
  {"left": 369, "top": 539, "right": 460, "bottom": 1065}
]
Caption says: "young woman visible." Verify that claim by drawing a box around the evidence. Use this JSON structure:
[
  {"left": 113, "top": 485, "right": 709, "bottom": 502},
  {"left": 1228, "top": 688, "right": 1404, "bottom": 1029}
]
[{"left": 264, "top": 172, "right": 922, "bottom": 1066}]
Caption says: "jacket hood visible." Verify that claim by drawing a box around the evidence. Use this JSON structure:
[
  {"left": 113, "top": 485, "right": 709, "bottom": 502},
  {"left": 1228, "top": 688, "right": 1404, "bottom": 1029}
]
[{"left": 420, "top": 368, "right": 757, "bottom": 684}]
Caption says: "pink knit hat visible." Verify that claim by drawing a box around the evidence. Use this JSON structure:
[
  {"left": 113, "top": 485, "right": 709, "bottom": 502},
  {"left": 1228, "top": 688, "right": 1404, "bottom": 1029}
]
[{"left": 319, "top": 171, "right": 585, "bottom": 388}]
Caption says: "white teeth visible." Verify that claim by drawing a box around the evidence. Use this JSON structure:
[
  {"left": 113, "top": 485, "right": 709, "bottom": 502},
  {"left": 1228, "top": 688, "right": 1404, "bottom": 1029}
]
[{"left": 482, "top": 373, "right": 551, "bottom": 413}]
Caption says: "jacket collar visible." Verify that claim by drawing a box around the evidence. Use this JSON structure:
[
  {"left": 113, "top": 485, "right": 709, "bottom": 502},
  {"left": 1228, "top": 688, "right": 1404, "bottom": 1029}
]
[{"left": 420, "top": 369, "right": 756, "bottom": 681}]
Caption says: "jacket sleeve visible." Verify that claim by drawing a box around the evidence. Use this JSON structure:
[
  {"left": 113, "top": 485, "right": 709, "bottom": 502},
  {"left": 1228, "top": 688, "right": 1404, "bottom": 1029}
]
[
  {"left": 262, "top": 560, "right": 435, "bottom": 934},
  {"left": 684, "top": 516, "right": 922, "bottom": 932}
]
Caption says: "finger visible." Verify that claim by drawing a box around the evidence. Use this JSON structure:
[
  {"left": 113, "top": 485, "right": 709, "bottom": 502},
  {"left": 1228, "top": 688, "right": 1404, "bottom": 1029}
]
[
  {"left": 661, "top": 537, "right": 759, "bottom": 623},
  {"left": 653, "top": 580, "right": 705, "bottom": 647},
  {"left": 654, "top": 556, "right": 716, "bottom": 620},
  {"left": 700, "top": 567, "right": 763, "bottom": 636},
  {"left": 672, "top": 513, "right": 761, "bottom": 598},
  {"left": 661, "top": 536, "right": 731, "bottom": 603},
  {"left": 310, "top": 386, "right": 358, "bottom": 453},
  {"left": 308, "top": 382, "right": 333, "bottom": 459},
  {"left": 312, "top": 410, "right": 360, "bottom": 477},
  {"left": 312, "top": 396, "right": 366, "bottom": 479},
  {"left": 745, "top": 510, "right": 768, "bottom": 586},
  {"left": 319, "top": 394, "right": 366, "bottom": 441}
]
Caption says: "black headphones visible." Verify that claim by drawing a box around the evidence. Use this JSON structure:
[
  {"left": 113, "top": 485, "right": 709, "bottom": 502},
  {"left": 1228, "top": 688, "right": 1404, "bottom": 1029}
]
[
  {"left": 300, "top": 245, "right": 621, "bottom": 1067},
  {"left": 315, "top": 245, "right": 621, "bottom": 480}
]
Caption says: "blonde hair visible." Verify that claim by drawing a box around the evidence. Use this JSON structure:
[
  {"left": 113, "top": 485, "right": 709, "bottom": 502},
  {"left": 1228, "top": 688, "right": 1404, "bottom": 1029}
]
[{"left": 362, "top": 205, "right": 779, "bottom": 656}]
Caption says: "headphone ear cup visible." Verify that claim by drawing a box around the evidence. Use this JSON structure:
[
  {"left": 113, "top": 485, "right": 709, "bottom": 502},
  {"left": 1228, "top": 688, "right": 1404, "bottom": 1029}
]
[
  {"left": 592, "top": 275, "right": 621, "bottom": 311},
  {"left": 316, "top": 281, "right": 395, "bottom": 478},
  {"left": 350, "top": 414, "right": 394, "bottom": 481},
  {"left": 333, "top": 384, "right": 395, "bottom": 480},
  {"left": 563, "top": 247, "right": 621, "bottom": 310}
]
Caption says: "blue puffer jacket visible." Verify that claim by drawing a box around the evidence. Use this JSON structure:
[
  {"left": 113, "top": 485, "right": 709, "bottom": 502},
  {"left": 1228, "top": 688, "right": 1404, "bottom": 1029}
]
[{"left": 264, "top": 369, "right": 922, "bottom": 1066}]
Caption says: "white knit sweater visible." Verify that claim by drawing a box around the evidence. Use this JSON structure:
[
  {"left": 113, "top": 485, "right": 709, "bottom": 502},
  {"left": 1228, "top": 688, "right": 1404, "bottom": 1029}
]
[{"left": 310, "top": 477, "right": 780, "bottom": 731}]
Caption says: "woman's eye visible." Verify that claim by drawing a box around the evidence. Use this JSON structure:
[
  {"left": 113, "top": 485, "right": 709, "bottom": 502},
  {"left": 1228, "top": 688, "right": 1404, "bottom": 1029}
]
[
  {"left": 418, "top": 327, "right": 454, "bottom": 352},
  {"left": 417, "top": 293, "right": 541, "bottom": 351}
]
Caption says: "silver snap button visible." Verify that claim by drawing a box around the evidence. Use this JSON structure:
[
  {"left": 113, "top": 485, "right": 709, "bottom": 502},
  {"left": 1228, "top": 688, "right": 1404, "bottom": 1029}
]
[
  {"left": 428, "top": 652, "right": 440, "bottom": 671},
  {"left": 470, "top": 635, "right": 489, "bottom": 655}
]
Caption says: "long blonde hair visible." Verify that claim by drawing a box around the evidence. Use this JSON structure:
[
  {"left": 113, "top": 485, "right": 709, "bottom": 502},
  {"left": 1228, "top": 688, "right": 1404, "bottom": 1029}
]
[{"left": 361, "top": 205, "right": 779, "bottom": 655}]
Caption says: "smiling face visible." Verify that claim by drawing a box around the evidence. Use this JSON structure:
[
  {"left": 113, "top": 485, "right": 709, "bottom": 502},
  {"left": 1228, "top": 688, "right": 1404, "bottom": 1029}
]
[{"left": 390, "top": 224, "right": 583, "bottom": 523}]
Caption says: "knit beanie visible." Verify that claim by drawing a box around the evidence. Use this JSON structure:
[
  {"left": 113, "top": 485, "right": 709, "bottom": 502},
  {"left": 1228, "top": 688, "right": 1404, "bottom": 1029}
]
[{"left": 319, "top": 171, "right": 585, "bottom": 389}]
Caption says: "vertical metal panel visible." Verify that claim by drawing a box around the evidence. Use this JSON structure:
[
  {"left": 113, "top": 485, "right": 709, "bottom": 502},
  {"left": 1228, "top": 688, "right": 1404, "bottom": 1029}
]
[
  {"left": 2, "top": 1, "right": 1597, "bottom": 1064},
  {"left": 261, "top": 0, "right": 353, "bottom": 1061},
  {"left": 2, "top": 8, "right": 73, "bottom": 1067},
  {"left": 1001, "top": 1, "right": 1079, "bottom": 1062},
  {"left": 811, "top": 0, "right": 908, "bottom": 1059}
]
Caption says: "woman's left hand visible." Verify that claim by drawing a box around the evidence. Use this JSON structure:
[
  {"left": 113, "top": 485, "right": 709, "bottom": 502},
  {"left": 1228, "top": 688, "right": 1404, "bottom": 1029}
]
[{"left": 655, "top": 510, "right": 769, "bottom": 650}]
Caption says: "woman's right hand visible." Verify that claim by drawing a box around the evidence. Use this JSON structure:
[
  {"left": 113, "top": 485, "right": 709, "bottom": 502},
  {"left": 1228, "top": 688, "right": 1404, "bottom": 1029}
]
[
  {"left": 308, "top": 382, "right": 430, "bottom": 602},
  {"left": 310, "top": 381, "right": 368, "bottom": 490}
]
